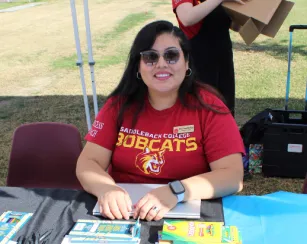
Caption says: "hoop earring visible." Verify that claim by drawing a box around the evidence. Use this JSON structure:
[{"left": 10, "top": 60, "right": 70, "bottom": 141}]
[
  {"left": 186, "top": 68, "right": 192, "bottom": 77},
  {"left": 136, "top": 72, "right": 142, "bottom": 80}
]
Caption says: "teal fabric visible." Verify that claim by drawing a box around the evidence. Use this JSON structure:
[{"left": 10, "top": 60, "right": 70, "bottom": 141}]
[{"left": 223, "top": 191, "right": 307, "bottom": 244}]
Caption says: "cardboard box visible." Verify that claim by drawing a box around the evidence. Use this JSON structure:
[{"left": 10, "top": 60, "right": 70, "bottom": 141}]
[{"left": 222, "top": 0, "right": 295, "bottom": 45}]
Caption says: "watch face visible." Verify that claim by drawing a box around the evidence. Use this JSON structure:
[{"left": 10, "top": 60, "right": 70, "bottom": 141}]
[{"left": 170, "top": 181, "right": 185, "bottom": 194}]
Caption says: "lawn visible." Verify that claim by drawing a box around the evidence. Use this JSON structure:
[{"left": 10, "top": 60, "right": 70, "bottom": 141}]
[
  {"left": 0, "top": 0, "right": 306, "bottom": 194},
  {"left": 0, "top": 0, "right": 45, "bottom": 10}
]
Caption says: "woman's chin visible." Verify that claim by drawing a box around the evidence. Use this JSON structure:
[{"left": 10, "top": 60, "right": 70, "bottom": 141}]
[{"left": 150, "top": 86, "right": 178, "bottom": 94}]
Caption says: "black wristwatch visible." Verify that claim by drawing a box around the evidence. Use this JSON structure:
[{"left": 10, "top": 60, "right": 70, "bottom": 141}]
[{"left": 168, "top": 180, "right": 185, "bottom": 203}]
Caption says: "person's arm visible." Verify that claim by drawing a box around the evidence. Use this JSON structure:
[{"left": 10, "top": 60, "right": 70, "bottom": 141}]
[
  {"left": 76, "top": 98, "right": 119, "bottom": 197},
  {"left": 179, "top": 91, "right": 244, "bottom": 201},
  {"left": 132, "top": 152, "right": 243, "bottom": 221},
  {"left": 75, "top": 97, "right": 132, "bottom": 220},
  {"left": 176, "top": 0, "right": 244, "bottom": 27},
  {"left": 76, "top": 142, "right": 116, "bottom": 198},
  {"left": 77, "top": 142, "right": 132, "bottom": 220},
  {"left": 176, "top": 0, "right": 223, "bottom": 27},
  {"left": 133, "top": 94, "right": 245, "bottom": 221},
  {"left": 181, "top": 153, "right": 243, "bottom": 201}
]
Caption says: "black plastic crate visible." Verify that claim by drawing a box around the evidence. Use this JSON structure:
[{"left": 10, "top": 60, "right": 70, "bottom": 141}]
[
  {"left": 262, "top": 25, "right": 307, "bottom": 178},
  {"left": 263, "top": 110, "right": 307, "bottom": 178}
]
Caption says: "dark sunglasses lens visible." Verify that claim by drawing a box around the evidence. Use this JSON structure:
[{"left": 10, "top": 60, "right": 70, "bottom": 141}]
[
  {"left": 142, "top": 51, "right": 159, "bottom": 65},
  {"left": 164, "top": 49, "right": 180, "bottom": 64}
]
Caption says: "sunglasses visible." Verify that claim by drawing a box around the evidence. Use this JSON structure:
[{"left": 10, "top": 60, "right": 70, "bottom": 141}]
[{"left": 140, "top": 47, "right": 181, "bottom": 66}]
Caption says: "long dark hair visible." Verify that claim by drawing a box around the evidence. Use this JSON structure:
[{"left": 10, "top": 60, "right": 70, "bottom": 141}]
[{"left": 108, "top": 20, "right": 227, "bottom": 128}]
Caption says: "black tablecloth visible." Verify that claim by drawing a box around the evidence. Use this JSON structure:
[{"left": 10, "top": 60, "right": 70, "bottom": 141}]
[{"left": 0, "top": 187, "right": 224, "bottom": 244}]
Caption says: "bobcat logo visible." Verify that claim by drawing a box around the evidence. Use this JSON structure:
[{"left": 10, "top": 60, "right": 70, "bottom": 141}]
[{"left": 135, "top": 148, "right": 165, "bottom": 175}]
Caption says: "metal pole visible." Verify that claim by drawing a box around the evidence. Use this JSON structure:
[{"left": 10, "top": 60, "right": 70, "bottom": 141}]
[
  {"left": 285, "top": 31, "right": 293, "bottom": 111},
  {"left": 83, "top": 0, "right": 98, "bottom": 116},
  {"left": 70, "top": 0, "right": 92, "bottom": 131}
]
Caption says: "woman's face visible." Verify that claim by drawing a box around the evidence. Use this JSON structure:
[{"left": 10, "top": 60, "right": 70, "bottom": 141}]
[{"left": 139, "top": 33, "right": 188, "bottom": 96}]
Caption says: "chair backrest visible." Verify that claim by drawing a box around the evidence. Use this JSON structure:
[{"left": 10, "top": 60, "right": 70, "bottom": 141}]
[
  {"left": 6, "top": 122, "right": 83, "bottom": 189},
  {"left": 303, "top": 173, "right": 307, "bottom": 194}
]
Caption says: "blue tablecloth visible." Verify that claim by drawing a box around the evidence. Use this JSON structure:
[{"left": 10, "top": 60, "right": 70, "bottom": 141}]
[{"left": 223, "top": 191, "right": 307, "bottom": 244}]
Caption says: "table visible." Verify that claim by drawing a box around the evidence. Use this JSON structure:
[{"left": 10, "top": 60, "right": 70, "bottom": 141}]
[{"left": 0, "top": 187, "right": 224, "bottom": 244}]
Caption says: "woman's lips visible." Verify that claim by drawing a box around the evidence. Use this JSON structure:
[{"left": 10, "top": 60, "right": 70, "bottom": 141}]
[{"left": 154, "top": 73, "right": 171, "bottom": 81}]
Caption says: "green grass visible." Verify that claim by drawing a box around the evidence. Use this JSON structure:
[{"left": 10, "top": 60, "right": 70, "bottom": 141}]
[
  {"left": 0, "top": 2, "right": 26, "bottom": 10},
  {"left": 95, "top": 12, "right": 155, "bottom": 49},
  {"left": 52, "top": 53, "right": 127, "bottom": 69},
  {"left": 96, "top": 55, "right": 127, "bottom": 68},
  {"left": 52, "top": 54, "right": 79, "bottom": 69},
  {"left": 52, "top": 12, "right": 155, "bottom": 69},
  {"left": 0, "top": 3, "right": 21, "bottom": 10},
  {"left": 0, "top": 0, "right": 45, "bottom": 10},
  {"left": 151, "top": 0, "right": 169, "bottom": 7}
]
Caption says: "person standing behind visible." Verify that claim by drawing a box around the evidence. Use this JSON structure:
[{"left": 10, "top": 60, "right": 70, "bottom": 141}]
[{"left": 172, "top": 0, "right": 244, "bottom": 115}]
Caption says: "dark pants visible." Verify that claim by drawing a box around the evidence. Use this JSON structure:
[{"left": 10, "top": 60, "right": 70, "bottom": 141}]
[
  {"left": 189, "top": 6, "right": 235, "bottom": 115},
  {"left": 191, "top": 46, "right": 235, "bottom": 116}
]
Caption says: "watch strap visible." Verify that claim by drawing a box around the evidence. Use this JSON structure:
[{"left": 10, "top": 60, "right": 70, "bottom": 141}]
[
  {"left": 169, "top": 181, "right": 185, "bottom": 203},
  {"left": 176, "top": 192, "right": 184, "bottom": 203}
]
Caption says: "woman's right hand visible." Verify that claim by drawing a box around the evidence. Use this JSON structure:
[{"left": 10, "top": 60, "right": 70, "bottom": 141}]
[{"left": 98, "top": 185, "right": 133, "bottom": 220}]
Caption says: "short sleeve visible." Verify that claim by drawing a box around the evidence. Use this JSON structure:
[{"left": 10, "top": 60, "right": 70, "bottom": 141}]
[
  {"left": 172, "top": 0, "right": 193, "bottom": 11},
  {"left": 201, "top": 95, "right": 245, "bottom": 163},
  {"left": 84, "top": 98, "right": 118, "bottom": 151}
]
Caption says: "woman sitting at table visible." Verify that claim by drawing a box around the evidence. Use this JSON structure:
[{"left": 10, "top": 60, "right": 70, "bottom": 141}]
[{"left": 76, "top": 20, "right": 244, "bottom": 222}]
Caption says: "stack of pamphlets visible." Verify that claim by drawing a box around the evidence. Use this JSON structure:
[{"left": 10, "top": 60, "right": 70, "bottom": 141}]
[
  {"left": 61, "top": 218, "right": 141, "bottom": 244},
  {"left": 158, "top": 220, "right": 242, "bottom": 244},
  {"left": 0, "top": 211, "right": 33, "bottom": 244}
]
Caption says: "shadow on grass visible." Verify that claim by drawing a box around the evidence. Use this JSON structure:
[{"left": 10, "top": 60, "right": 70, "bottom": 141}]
[
  {"left": 0, "top": 95, "right": 306, "bottom": 194},
  {"left": 233, "top": 39, "right": 307, "bottom": 61},
  {"left": 2, "top": 95, "right": 302, "bottom": 134},
  {"left": 235, "top": 97, "right": 307, "bottom": 126},
  {"left": 1, "top": 95, "right": 306, "bottom": 143},
  {"left": 0, "top": 94, "right": 108, "bottom": 134}
]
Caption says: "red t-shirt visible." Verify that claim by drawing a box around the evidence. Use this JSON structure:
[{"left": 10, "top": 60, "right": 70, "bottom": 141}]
[
  {"left": 85, "top": 89, "right": 245, "bottom": 184},
  {"left": 172, "top": 0, "right": 203, "bottom": 39}
]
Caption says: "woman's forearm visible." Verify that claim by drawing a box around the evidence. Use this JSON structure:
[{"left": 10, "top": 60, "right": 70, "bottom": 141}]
[
  {"left": 177, "top": 0, "right": 223, "bottom": 26},
  {"left": 181, "top": 168, "right": 243, "bottom": 201},
  {"left": 76, "top": 159, "right": 116, "bottom": 198}
]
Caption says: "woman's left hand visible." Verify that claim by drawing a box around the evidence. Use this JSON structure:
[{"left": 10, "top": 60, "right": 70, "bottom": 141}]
[{"left": 133, "top": 185, "right": 178, "bottom": 221}]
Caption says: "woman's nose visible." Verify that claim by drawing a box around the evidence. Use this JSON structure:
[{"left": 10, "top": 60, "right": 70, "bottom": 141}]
[{"left": 155, "top": 55, "right": 168, "bottom": 68}]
